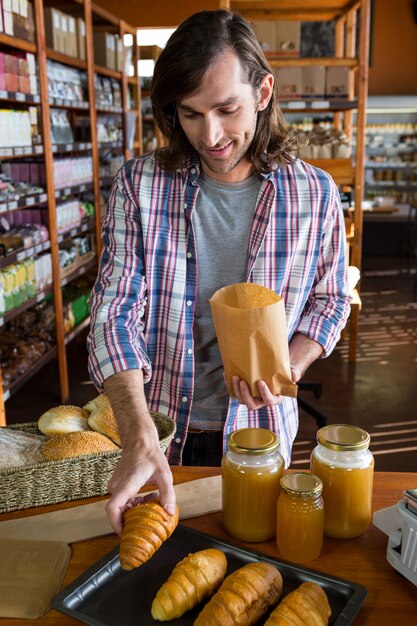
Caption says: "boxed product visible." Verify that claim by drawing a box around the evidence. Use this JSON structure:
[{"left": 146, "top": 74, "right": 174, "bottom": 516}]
[
  {"left": 274, "top": 67, "right": 302, "bottom": 99},
  {"left": 115, "top": 35, "right": 124, "bottom": 72},
  {"left": 275, "top": 20, "right": 301, "bottom": 56},
  {"left": 2, "top": 0, "right": 14, "bottom": 36},
  {"left": 60, "top": 11, "right": 68, "bottom": 55},
  {"left": 93, "top": 31, "right": 116, "bottom": 70},
  {"left": 301, "top": 66, "right": 326, "bottom": 99},
  {"left": 326, "top": 66, "right": 349, "bottom": 98},
  {"left": 67, "top": 16, "right": 77, "bottom": 57},
  {"left": 76, "top": 17, "right": 86, "bottom": 60},
  {"left": 43, "top": 7, "right": 62, "bottom": 52},
  {"left": 252, "top": 20, "right": 275, "bottom": 54}
]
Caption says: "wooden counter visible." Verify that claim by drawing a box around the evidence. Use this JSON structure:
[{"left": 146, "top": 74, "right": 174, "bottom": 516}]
[{"left": 1, "top": 469, "right": 416, "bottom": 624}]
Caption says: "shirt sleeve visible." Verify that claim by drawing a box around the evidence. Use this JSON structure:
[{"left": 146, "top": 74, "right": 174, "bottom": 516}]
[
  {"left": 87, "top": 161, "right": 152, "bottom": 391},
  {"left": 295, "top": 176, "right": 352, "bottom": 358}
]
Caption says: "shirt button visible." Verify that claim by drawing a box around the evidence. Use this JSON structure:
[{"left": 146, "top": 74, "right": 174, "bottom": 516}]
[
  {"left": 183, "top": 202, "right": 187, "bottom": 209},
  {"left": 187, "top": 348, "right": 192, "bottom": 355},
  {"left": 186, "top": 252, "right": 192, "bottom": 259},
  {"left": 181, "top": 396, "right": 188, "bottom": 403},
  {"left": 175, "top": 437, "right": 181, "bottom": 444},
  {"left": 190, "top": 168, "right": 196, "bottom": 174},
  {"left": 186, "top": 300, "right": 192, "bottom": 306}
]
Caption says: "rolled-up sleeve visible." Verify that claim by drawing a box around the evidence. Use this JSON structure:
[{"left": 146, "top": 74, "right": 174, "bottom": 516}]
[
  {"left": 87, "top": 163, "right": 151, "bottom": 391},
  {"left": 295, "top": 178, "right": 351, "bottom": 357}
]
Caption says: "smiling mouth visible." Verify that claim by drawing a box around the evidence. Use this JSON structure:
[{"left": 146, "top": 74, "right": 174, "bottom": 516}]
[{"left": 205, "top": 142, "right": 232, "bottom": 157}]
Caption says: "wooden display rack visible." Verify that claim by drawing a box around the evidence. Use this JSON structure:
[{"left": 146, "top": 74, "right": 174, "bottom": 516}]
[
  {"left": 0, "top": 0, "right": 143, "bottom": 425},
  {"left": 227, "top": 0, "right": 371, "bottom": 361}
]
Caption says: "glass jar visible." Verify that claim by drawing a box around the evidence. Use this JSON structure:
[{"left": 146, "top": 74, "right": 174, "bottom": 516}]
[
  {"left": 276, "top": 473, "right": 324, "bottom": 563},
  {"left": 222, "top": 428, "right": 284, "bottom": 542},
  {"left": 310, "top": 424, "right": 374, "bottom": 539}
]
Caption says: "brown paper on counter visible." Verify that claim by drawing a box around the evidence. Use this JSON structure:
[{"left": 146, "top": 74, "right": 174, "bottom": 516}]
[
  {"left": 0, "top": 538, "right": 70, "bottom": 619},
  {"left": 210, "top": 283, "right": 297, "bottom": 398},
  {"left": 0, "top": 475, "right": 222, "bottom": 544}
]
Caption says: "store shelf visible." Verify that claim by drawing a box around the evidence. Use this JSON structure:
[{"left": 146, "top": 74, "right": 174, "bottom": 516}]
[
  {"left": 96, "top": 105, "right": 123, "bottom": 114},
  {"left": 0, "top": 145, "right": 44, "bottom": 159},
  {"left": 55, "top": 183, "right": 93, "bottom": 200},
  {"left": 95, "top": 65, "right": 123, "bottom": 80},
  {"left": 46, "top": 48, "right": 88, "bottom": 70},
  {"left": 0, "top": 32, "right": 36, "bottom": 54},
  {"left": 98, "top": 141, "right": 124, "bottom": 149},
  {"left": 0, "top": 90, "right": 40, "bottom": 105},
  {"left": 60, "top": 255, "right": 97, "bottom": 287},
  {"left": 49, "top": 98, "right": 89, "bottom": 110},
  {"left": 0, "top": 286, "right": 53, "bottom": 328},
  {"left": 0, "top": 192, "right": 48, "bottom": 214},
  {"left": 64, "top": 316, "right": 91, "bottom": 345},
  {"left": 282, "top": 99, "right": 357, "bottom": 113},
  {"left": 0, "top": 241, "right": 51, "bottom": 270},
  {"left": 57, "top": 219, "right": 96, "bottom": 243},
  {"left": 52, "top": 143, "right": 92, "bottom": 154},
  {"left": 3, "top": 346, "right": 58, "bottom": 402},
  {"left": 269, "top": 57, "right": 358, "bottom": 68},
  {"left": 365, "top": 162, "right": 417, "bottom": 170}
]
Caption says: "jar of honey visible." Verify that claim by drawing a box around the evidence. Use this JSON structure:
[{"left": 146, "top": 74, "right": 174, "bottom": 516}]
[
  {"left": 310, "top": 424, "right": 374, "bottom": 539},
  {"left": 222, "top": 428, "right": 284, "bottom": 542},
  {"left": 276, "top": 473, "right": 324, "bottom": 563}
]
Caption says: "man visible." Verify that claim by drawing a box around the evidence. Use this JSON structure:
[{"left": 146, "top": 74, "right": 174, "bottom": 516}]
[{"left": 87, "top": 10, "right": 351, "bottom": 534}]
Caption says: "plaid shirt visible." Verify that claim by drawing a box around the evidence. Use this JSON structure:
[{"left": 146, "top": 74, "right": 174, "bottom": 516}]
[{"left": 87, "top": 153, "right": 351, "bottom": 466}]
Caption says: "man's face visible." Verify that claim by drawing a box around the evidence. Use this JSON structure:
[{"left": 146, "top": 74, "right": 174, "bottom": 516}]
[{"left": 177, "top": 49, "right": 271, "bottom": 183}]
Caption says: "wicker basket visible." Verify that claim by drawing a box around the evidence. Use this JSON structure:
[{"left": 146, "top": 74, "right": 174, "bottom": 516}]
[{"left": 0, "top": 412, "right": 176, "bottom": 514}]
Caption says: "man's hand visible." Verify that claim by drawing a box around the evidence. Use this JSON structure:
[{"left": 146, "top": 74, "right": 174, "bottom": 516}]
[
  {"left": 232, "top": 376, "right": 284, "bottom": 410},
  {"left": 103, "top": 370, "right": 176, "bottom": 535}
]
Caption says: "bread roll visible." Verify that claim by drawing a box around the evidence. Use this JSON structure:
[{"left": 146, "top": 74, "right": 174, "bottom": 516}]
[
  {"left": 120, "top": 499, "right": 179, "bottom": 571},
  {"left": 83, "top": 394, "right": 121, "bottom": 446},
  {"left": 42, "top": 430, "right": 119, "bottom": 460},
  {"left": 264, "top": 581, "right": 331, "bottom": 626},
  {"left": 151, "top": 549, "right": 227, "bottom": 621},
  {"left": 38, "top": 405, "right": 90, "bottom": 436},
  {"left": 0, "top": 428, "right": 46, "bottom": 468},
  {"left": 194, "top": 561, "right": 283, "bottom": 626}
]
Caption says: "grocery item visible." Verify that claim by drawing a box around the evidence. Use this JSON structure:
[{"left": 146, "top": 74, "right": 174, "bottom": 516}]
[
  {"left": 38, "top": 405, "right": 90, "bottom": 435},
  {"left": 222, "top": 428, "right": 283, "bottom": 542},
  {"left": 311, "top": 424, "right": 374, "bottom": 538},
  {"left": 151, "top": 549, "right": 227, "bottom": 621},
  {"left": 264, "top": 581, "right": 331, "bottom": 625},
  {"left": 120, "top": 499, "right": 179, "bottom": 571},
  {"left": 42, "top": 430, "right": 119, "bottom": 460},
  {"left": 194, "top": 561, "right": 283, "bottom": 626},
  {"left": 84, "top": 394, "right": 121, "bottom": 446},
  {"left": 276, "top": 473, "right": 324, "bottom": 563}
]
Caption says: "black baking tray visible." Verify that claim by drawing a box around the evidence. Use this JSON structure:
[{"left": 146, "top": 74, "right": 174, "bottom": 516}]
[{"left": 52, "top": 525, "right": 367, "bottom": 625}]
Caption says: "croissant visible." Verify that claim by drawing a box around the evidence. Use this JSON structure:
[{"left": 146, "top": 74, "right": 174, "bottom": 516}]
[
  {"left": 194, "top": 561, "right": 283, "bottom": 626},
  {"left": 151, "top": 548, "right": 227, "bottom": 621},
  {"left": 119, "top": 499, "right": 179, "bottom": 571},
  {"left": 264, "top": 581, "right": 331, "bottom": 626}
]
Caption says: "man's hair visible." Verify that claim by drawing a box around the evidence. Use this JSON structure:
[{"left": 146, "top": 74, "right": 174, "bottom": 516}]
[{"left": 150, "top": 9, "right": 297, "bottom": 173}]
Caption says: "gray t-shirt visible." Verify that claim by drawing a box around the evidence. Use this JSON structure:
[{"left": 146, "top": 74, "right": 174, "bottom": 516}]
[{"left": 190, "top": 171, "right": 262, "bottom": 430}]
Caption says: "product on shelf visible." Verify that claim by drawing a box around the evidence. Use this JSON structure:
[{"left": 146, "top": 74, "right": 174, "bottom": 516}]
[
  {"left": 94, "top": 75, "right": 122, "bottom": 109},
  {"left": 47, "top": 61, "right": 87, "bottom": 104},
  {"left": 293, "top": 122, "right": 351, "bottom": 159},
  {"left": 0, "top": 302, "right": 56, "bottom": 389},
  {"left": 50, "top": 110, "right": 74, "bottom": 145},
  {"left": 44, "top": 8, "right": 80, "bottom": 58},
  {"left": 97, "top": 115, "right": 123, "bottom": 143},
  {"left": 0, "top": 50, "right": 38, "bottom": 95},
  {"left": 252, "top": 19, "right": 301, "bottom": 56},
  {"left": 53, "top": 157, "right": 93, "bottom": 189},
  {"left": 1, "top": 0, "right": 35, "bottom": 42},
  {"left": 0, "top": 167, "right": 46, "bottom": 203}
]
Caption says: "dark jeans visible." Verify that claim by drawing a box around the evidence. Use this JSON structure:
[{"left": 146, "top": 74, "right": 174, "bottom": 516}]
[{"left": 182, "top": 430, "right": 223, "bottom": 467}]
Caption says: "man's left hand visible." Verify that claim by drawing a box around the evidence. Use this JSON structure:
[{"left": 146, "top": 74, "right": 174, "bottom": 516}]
[{"left": 232, "top": 376, "right": 284, "bottom": 410}]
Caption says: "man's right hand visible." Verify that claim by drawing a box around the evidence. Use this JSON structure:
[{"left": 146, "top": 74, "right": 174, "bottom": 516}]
[{"left": 103, "top": 369, "right": 177, "bottom": 535}]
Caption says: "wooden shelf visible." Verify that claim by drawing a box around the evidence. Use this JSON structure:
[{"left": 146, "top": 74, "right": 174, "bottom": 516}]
[
  {"left": 231, "top": 0, "right": 357, "bottom": 21},
  {"left": 0, "top": 241, "right": 51, "bottom": 271},
  {"left": 306, "top": 158, "right": 355, "bottom": 186},
  {"left": 0, "top": 32, "right": 36, "bottom": 53},
  {"left": 46, "top": 48, "right": 88, "bottom": 70},
  {"left": 269, "top": 57, "right": 358, "bottom": 68},
  {"left": 94, "top": 65, "right": 123, "bottom": 80}
]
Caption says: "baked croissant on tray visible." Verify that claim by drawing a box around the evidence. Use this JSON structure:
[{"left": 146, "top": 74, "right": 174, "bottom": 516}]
[
  {"left": 151, "top": 548, "right": 227, "bottom": 621},
  {"left": 119, "top": 499, "right": 179, "bottom": 571},
  {"left": 264, "top": 581, "right": 331, "bottom": 626},
  {"left": 194, "top": 561, "right": 283, "bottom": 626}
]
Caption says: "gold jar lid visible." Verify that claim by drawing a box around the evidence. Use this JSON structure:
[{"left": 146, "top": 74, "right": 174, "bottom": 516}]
[
  {"left": 317, "top": 424, "right": 370, "bottom": 451},
  {"left": 280, "top": 473, "right": 323, "bottom": 497},
  {"left": 227, "top": 428, "right": 279, "bottom": 455}
]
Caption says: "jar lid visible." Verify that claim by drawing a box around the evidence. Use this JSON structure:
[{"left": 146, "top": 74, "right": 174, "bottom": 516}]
[
  {"left": 227, "top": 428, "right": 279, "bottom": 455},
  {"left": 317, "top": 424, "right": 370, "bottom": 451},
  {"left": 280, "top": 473, "right": 323, "bottom": 497}
]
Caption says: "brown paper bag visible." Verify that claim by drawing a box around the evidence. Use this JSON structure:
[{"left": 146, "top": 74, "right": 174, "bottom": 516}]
[{"left": 210, "top": 283, "right": 297, "bottom": 398}]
